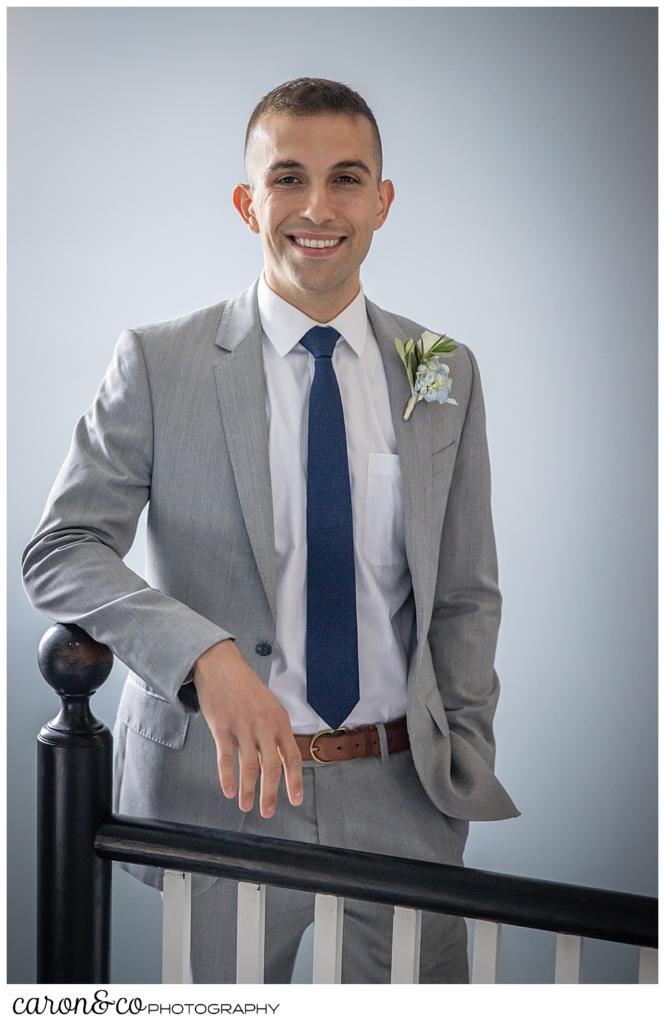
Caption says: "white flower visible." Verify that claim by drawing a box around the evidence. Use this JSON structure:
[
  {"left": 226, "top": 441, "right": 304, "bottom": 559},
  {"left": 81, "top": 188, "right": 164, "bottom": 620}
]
[{"left": 394, "top": 330, "right": 460, "bottom": 421}]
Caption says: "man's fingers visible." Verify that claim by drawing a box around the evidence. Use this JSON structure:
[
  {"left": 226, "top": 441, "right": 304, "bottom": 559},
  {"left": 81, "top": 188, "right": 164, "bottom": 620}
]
[
  {"left": 278, "top": 728, "right": 304, "bottom": 807},
  {"left": 214, "top": 712, "right": 304, "bottom": 817},
  {"left": 216, "top": 735, "right": 237, "bottom": 800},
  {"left": 237, "top": 739, "right": 260, "bottom": 812},
  {"left": 256, "top": 743, "right": 285, "bottom": 818}
]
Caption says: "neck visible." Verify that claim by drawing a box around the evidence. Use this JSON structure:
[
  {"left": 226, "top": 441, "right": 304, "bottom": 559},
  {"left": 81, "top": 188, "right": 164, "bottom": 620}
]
[{"left": 263, "top": 270, "right": 360, "bottom": 323}]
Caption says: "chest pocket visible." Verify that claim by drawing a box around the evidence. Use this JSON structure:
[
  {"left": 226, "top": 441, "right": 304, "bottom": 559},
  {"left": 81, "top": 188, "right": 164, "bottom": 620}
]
[{"left": 361, "top": 452, "right": 406, "bottom": 566}]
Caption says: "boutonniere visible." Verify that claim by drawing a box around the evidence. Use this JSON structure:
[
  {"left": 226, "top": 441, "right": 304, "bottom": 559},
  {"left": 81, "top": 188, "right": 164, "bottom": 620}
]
[{"left": 394, "top": 330, "right": 459, "bottom": 421}]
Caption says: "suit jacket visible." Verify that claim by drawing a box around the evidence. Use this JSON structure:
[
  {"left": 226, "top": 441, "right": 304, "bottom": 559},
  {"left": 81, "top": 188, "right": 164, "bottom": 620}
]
[{"left": 22, "top": 275, "right": 521, "bottom": 895}]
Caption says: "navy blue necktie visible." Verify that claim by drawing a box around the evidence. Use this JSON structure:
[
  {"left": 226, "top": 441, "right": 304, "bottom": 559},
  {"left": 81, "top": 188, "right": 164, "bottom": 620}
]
[{"left": 299, "top": 325, "right": 360, "bottom": 729}]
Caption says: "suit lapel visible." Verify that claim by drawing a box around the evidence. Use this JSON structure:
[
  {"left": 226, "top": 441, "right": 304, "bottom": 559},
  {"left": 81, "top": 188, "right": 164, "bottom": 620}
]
[
  {"left": 365, "top": 298, "right": 437, "bottom": 640},
  {"left": 213, "top": 279, "right": 278, "bottom": 622},
  {"left": 212, "top": 277, "right": 441, "bottom": 646}
]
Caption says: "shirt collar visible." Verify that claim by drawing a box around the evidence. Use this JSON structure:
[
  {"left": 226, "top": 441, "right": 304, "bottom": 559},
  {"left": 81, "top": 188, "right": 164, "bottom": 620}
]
[{"left": 257, "top": 268, "right": 368, "bottom": 358}]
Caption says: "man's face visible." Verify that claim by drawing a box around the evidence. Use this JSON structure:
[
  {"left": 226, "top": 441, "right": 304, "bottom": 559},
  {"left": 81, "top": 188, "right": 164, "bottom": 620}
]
[{"left": 234, "top": 112, "right": 394, "bottom": 316}]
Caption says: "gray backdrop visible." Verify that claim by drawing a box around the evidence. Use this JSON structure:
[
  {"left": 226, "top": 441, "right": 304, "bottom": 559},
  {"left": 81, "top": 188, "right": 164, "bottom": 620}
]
[{"left": 7, "top": 6, "right": 657, "bottom": 984}]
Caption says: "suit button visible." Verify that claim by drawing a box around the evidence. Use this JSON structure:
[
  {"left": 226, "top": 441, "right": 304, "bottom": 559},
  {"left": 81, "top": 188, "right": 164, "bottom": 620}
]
[{"left": 255, "top": 642, "right": 272, "bottom": 656}]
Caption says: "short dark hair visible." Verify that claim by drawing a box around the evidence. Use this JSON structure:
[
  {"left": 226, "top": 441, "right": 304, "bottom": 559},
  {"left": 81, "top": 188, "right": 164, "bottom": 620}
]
[{"left": 244, "top": 77, "right": 383, "bottom": 187}]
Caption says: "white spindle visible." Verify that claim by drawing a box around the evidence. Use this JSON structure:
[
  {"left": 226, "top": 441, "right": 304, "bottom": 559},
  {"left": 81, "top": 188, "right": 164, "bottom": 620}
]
[
  {"left": 554, "top": 932, "right": 582, "bottom": 983},
  {"left": 236, "top": 881, "right": 265, "bottom": 982},
  {"left": 390, "top": 906, "right": 422, "bottom": 983},
  {"left": 638, "top": 946, "right": 658, "bottom": 983},
  {"left": 161, "top": 870, "right": 192, "bottom": 983},
  {"left": 471, "top": 919, "right": 501, "bottom": 983},
  {"left": 312, "top": 893, "right": 344, "bottom": 983}
]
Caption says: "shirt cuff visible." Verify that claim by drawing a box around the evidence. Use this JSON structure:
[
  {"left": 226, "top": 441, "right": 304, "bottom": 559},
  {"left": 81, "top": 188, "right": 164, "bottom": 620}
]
[
  {"left": 176, "top": 635, "right": 237, "bottom": 714},
  {"left": 177, "top": 679, "right": 200, "bottom": 714}
]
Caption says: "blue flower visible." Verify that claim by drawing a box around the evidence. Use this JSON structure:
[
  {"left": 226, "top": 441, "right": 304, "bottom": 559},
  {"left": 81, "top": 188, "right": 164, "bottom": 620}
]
[
  {"left": 414, "top": 357, "right": 458, "bottom": 405},
  {"left": 394, "top": 330, "right": 459, "bottom": 421}
]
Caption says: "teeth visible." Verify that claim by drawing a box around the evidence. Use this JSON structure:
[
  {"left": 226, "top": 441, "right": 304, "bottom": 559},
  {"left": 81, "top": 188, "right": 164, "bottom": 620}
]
[{"left": 293, "top": 236, "right": 342, "bottom": 249}]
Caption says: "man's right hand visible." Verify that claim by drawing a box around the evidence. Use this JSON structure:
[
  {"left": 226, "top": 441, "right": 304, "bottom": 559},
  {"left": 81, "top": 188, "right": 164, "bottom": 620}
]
[{"left": 192, "top": 639, "right": 303, "bottom": 819}]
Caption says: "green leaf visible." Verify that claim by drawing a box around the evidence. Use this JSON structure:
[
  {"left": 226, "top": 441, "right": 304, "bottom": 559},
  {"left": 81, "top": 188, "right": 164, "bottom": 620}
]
[
  {"left": 427, "top": 340, "right": 458, "bottom": 356},
  {"left": 395, "top": 337, "right": 420, "bottom": 391}
]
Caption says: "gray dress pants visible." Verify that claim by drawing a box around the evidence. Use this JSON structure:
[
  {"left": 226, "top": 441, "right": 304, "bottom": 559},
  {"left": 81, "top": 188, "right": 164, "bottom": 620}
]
[{"left": 179, "top": 730, "right": 470, "bottom": 984}]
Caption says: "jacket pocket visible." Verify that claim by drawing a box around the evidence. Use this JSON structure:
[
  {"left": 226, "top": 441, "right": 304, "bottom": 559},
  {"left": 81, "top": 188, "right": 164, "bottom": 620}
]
[
  {"left": 116, "top": 677, "right": 191, "bottom": 750},
  {"left": 431, "top": 440, "right": 457, "bottom": 476},
  {"left": 423, "top": 686, "right": 450, "bottom": 737}
]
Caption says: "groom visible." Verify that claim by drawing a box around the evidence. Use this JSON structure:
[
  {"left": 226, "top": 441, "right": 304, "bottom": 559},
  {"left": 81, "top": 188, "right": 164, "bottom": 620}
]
[{"left": 21, "top": 77, "right": 520, "bottom": 983}]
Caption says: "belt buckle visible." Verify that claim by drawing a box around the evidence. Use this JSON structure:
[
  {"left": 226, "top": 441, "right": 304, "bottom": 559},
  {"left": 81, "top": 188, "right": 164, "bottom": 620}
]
[{"left": 309, "top": 726, "right": 347, "bottom": 763}]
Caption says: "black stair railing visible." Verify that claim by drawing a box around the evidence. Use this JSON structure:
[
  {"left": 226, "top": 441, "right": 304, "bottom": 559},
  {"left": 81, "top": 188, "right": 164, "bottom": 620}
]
[
  {"left": 36, "top": 623, "right": 114, "bottom": 983},
  {"left": 35, "top": 624, "right": 658, "bottom": 984}
]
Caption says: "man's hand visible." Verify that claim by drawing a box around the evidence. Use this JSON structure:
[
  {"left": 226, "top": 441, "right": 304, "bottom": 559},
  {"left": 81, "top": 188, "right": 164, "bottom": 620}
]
[{"left": 193, "top": 639, "right": 303, "bottom": 818}]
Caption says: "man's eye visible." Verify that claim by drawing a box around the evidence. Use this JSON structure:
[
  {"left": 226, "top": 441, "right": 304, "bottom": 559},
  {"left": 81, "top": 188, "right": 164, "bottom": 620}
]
[{"left": 275, "top": 176, "right": 359, "bottom": 185}]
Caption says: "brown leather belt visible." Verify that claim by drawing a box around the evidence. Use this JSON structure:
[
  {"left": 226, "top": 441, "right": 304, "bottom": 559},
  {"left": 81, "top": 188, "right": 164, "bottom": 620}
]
[{"left": 295, "top": 716, "right": 409, "bottom": 764}]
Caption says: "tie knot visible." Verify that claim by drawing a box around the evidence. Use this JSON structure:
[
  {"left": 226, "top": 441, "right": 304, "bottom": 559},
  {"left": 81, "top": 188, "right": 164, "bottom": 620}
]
[{"left": 298, "top": 325, "right": 341, "bottom": 359}]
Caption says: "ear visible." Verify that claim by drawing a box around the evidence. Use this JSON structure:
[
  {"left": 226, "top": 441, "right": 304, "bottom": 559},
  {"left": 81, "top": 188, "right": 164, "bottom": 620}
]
[
  {"left": 232, "top": 183, "right": 260, "bottom": 234},
  {"left": 375, "top": 179, "right": 396, "bottom": 229}
]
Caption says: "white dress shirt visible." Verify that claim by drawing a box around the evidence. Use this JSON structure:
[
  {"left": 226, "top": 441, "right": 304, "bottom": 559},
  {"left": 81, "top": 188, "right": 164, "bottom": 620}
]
[{"left": 257, "top": 269, "right": 416, "bottom": 732}]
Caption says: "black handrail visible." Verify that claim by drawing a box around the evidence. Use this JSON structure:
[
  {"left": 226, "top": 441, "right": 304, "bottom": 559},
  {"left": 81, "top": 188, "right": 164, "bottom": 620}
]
[
  {"left": 96, "top": 814, "right": 657, "bottom": 949},
  {"left": 35, "top": 624, "right": 658, "bottom": 984}
]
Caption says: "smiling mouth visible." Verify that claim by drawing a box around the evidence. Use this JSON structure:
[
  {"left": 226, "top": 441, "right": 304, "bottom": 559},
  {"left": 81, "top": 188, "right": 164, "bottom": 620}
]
[{"left": 287, "top": 235, "right": 347, "bottom": 255}]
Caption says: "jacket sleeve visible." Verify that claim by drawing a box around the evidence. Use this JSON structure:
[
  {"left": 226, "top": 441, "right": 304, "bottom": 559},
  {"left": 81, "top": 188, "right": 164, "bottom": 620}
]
[
  {"left": 427, "top": 345, "right": 503, "bottom": 771},
  {"left": 21, "top": 328, "right": 235, "bottom": 710}
]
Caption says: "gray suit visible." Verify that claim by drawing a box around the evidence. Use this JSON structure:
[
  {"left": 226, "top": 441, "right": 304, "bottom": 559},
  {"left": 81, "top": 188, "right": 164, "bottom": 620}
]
[{"left": 22, "top": 275, "right": 520, "bottom": 903}]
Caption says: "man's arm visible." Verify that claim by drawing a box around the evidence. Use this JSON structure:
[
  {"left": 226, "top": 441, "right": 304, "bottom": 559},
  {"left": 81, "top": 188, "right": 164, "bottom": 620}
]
[
  {"left": 428, "top": 345, "right": 503, "bottom": 772},
  {"left": 21, "top": 326, "right": 304, "bottom": 817},
  {"left": 20, "top": 328, "right": 236, "bottom": 709}
]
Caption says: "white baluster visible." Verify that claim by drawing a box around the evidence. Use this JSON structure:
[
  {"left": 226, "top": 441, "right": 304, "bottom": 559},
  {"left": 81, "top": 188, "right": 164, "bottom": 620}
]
[
  {"left": 554, "top": 932, "right": 582, "bottom": 982},
  {"left": 161, "top": 870, "right": 192, "bottom": 983},
  {"left": 471, "top": 919, "right": 501, "bottom": 983},
  {"left": 236, "top": 881, "right": 265, "bottom": 983},
  {"left": 312, "top": 893, "right": 344, "bottom": 983},
  {"left": 638, "top": 946, "right": 658, "bottom": 983},
  {"left": 390, "top": 906, "right": 422, "bottom": 983}
]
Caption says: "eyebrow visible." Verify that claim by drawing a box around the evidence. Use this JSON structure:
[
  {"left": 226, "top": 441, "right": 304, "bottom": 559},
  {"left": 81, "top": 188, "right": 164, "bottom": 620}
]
[{"left": 267, "top": 159, "right": 372, "bottom": 177}]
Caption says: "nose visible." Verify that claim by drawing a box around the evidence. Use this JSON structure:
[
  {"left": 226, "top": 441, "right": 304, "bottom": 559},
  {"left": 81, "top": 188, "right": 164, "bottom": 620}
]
[{"left": 299, "top": 186, "right": 336, "bottom": 225}]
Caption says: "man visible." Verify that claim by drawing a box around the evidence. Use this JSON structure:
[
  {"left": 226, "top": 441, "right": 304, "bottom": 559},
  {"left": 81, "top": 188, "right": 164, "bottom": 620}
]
[{"left": 22, "top": 77, "right": 520, "bottom": 984}]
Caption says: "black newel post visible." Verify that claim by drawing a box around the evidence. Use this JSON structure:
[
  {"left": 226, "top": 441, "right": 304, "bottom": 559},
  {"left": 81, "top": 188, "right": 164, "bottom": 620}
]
[{"left": 36, "top": 623, "right": 114, "bottom": 983}]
